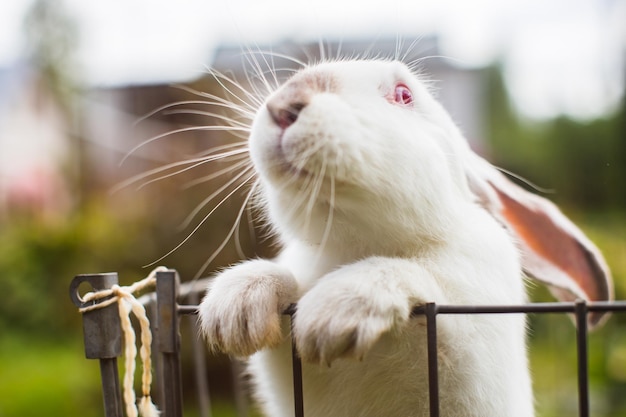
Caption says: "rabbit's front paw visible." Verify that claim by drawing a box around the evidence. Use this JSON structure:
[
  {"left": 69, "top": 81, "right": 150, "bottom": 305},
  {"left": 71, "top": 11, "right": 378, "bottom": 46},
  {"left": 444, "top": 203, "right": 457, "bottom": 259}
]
[
  {"left": 199, "top": 260, "right": 298, "bottom": 357},
  {"left": 293, "top": 263, "right": 413, "bottom": 365}
]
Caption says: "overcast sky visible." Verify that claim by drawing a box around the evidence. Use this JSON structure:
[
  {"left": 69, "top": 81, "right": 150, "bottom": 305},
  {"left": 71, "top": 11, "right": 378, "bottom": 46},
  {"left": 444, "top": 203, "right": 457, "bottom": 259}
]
[{"left": 1, "top": 0, "right": 625, "bottom": 120}]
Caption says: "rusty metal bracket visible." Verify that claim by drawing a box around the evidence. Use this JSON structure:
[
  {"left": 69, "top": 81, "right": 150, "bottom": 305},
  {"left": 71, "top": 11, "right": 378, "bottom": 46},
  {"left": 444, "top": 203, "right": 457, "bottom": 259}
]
[{"left": 69, "top": 273, "right": 123, "bottom": 417}]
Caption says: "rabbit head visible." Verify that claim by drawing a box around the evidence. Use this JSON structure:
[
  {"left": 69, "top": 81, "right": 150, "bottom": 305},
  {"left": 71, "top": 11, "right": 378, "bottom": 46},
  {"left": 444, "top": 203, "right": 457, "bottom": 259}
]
[{"left": 249, "top": 60, "right": 475, "bottom": 250}]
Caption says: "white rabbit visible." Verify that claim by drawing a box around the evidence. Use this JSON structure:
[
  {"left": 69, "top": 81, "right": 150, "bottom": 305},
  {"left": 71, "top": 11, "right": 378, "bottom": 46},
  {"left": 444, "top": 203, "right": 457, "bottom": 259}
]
[{"left": 198, "top": 59, "right": 612, "bottom": 417}]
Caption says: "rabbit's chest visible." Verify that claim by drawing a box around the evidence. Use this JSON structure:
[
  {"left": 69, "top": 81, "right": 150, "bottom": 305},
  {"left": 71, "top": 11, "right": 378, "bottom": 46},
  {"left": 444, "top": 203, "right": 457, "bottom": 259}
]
[
  {"left": 248, "top": 312, "right": 530, "bottom": 417},
  {"left": 249, "top": 327, "right": 432, "bottom": 417}
]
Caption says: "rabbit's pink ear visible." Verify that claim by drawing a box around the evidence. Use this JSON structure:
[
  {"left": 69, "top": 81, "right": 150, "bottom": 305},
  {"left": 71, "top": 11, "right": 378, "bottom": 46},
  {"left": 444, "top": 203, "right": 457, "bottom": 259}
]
[{"left": 467, "top": 155, "right": 613, "bottom": 328}]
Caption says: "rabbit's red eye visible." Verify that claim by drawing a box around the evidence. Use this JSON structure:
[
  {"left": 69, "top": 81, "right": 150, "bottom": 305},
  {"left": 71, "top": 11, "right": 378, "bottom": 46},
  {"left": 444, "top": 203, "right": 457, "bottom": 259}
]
[{"left": 394, "top": 84, "right": 413, "bottom": 106}]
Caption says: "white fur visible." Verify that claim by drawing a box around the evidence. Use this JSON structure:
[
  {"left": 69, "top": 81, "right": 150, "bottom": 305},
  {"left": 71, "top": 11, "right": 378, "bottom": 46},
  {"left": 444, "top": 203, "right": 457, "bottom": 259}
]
[{"left": 199, "top": 60, "right": 534, "bottom": 416}]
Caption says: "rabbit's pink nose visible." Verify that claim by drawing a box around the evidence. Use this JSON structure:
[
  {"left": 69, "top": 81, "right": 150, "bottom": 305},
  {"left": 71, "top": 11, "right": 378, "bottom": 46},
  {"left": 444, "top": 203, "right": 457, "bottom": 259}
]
[
  {"left": 267, "top": 101, "right": 306, "bottom": 129},
  {"left": 266, "top": 69, "right": 333, "bottom": 129},
  {"left": 266, "top": 76, "right": 315, "bottom": 129}
]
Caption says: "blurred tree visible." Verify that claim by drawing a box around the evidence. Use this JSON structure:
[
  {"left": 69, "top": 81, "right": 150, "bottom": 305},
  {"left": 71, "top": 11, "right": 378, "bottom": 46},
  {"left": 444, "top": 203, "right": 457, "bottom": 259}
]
[
  {"left": 21, "top": 0, "right": 86, "bottom": 214},
  {"left": 23, "top": 0, "right": 80, "bottom": 114},
  {"left": 0, "top": 0, "right": 90, "bottom": 337},
  {"left": 485, "top": 64, "right": 625, "bottom": 211}
]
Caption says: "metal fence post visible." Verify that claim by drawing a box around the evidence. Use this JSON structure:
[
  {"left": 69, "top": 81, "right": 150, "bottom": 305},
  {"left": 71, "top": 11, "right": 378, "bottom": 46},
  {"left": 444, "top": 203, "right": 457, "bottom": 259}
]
[
  {"left": 425, "top": 303, "right": 440, "bottom": 417},
  {"left": 156, "top": 269, "right": 184, "bottom": 417},
  {"left": 69, "top": 273, "right": 124, "bottom": 417},
  {"left": 187, "top": 291, "right": 213, "bottom": 417},
  {"left": 291, "top": 332, "right": 304, "bottom": 417},
  {"left": 575, "top": 300, "right": 590, "bottom": 417}
]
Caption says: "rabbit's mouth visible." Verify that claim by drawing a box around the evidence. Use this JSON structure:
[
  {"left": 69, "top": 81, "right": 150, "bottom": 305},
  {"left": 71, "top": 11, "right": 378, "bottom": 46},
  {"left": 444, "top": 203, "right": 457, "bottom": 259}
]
[{"left": 251, "top": 110, "right": 326, "bottom": 184}]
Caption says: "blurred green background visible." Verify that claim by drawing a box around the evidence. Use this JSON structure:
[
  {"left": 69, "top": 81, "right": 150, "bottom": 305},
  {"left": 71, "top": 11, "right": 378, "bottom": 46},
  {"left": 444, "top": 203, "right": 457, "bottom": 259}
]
[{"left": 0, "top": 0, "right": 624, "bottom": 416}]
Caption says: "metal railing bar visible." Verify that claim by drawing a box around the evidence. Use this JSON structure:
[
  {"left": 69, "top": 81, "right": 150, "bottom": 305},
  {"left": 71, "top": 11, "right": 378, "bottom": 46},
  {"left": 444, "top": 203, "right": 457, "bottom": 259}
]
[
  {"left": 291, "top": 328, "right": 305, "bottom": 417},
  {"left": 230, "top": 359, "right": 251, "bottom": 417},
  {"left": 99, "top": 358, "right": 124, "bottom": 417},
  {"left": 179, "top": 301, "right": 626, "bottom": 317},
  {"left": 575, "top": 300, "right": 590, "bottom": 417},
  {"left": 425, "top": 302, "right": 440, "bottom": 417},
  {"left": 412, "top": 300, "right": 626, "bottom": 316},
  {"left": 148, "top": 301, "right": 164, "bottom": 408},
  {"left": 188, "top": 291, "right": 213, "bottom": 417},
  {"left": 179, "top": 305, "right": 200, "bottom": 315},
  {"left": 584, "top": 301, "right": 626, "bottom": 312}
]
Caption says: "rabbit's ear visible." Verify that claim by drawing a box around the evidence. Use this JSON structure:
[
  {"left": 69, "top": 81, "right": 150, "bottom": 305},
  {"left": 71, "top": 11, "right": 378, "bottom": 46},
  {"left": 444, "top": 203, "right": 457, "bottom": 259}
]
[{"left": 467, "top": 154, "right": 613, "bottom": 328}]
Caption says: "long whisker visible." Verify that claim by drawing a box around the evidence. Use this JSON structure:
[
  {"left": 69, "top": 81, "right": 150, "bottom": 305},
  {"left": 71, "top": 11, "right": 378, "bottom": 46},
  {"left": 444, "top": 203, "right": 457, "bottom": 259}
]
[
  {"left": 160, "top": 109, "right": 251, "bottom": 129},
  {"left": 120, "top": 125, "right": 250, "bottom": 166},
  {"left": 111, "top": 144, "right": 248, "bottom": 193},
  {"left": 304, "top": 159, "right": 327, "bottom": 235},
  {"left": 318, "top": 38, "right": 327, "bottom": 63},
  {"left": 183, "top": 155, "right": 251, "bottom": 189},
  {"left": 239, "top": 184, "right": 259, "bottom": 259},
  {"left": 244, "top": 51, "right": 304, "bottom": 90},
  {"left": 314, "top": 174, "right": 335, "bottom": 268},
  {"left": 233, "top": 178, "right": 261, "bottom": 260},
  {"left": 242, "top": 46, "right": 278, "bottom": 98},
  {"left": 143, "top": 170, "right": 257, "bottom": 269},
  {"left": 133, "top": 99, "right": 250, "bottom": 126},
  {"left": 289, "top": 170, "right": 316, "bottom": 214},
  {"left": 173, "top": 84, "right": 259, "bottom": 119},
  {"left": 266, "top": 142, "right": 323, "bottom": 224},
  {"left": 407, "top": 54, "right": 467, "bottom": 73},
  {"left": 398, "top": 38, "right": 422, "bottom": 63},
  {"left": 495, "top": 166, "right": 555, "bottom": 194},
  {"left": 139, "top": 151, "right": 248, "bottom": 192},
  {"left": 263, "top": 136, "right": 328, "bottom": 226},
  {"left": 206, "top": 68, "right": 265, "bottom": 113},
  {"left": 161, "top": 108, "right": 252, "bottom": 130},
  {"left": 190, "top": 141, "right": 248, "bottom": 158},
  {"left": 179, "top": 164, "right": 255, "bottom": 231},
  {"left": 192, "top": 178, "right": 259, "bottom": 280},
  {"left": 248, "top": 49, "right": 308, "bottom": 70}
]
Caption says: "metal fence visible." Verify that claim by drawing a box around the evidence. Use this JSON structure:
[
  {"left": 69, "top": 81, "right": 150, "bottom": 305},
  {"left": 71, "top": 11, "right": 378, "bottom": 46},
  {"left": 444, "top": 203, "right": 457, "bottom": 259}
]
[{"left": 69, "top": 269, "right": 626, "bottom": 417}]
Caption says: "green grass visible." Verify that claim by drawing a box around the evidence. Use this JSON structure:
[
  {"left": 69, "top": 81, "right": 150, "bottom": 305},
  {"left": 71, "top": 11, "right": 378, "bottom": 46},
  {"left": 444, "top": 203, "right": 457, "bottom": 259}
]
[
  {"left": 0, "top": 335, "right": 102, "bottom": 417},
  {"left": 0, "top": 332, "right": 260, "bottom": 417}
]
